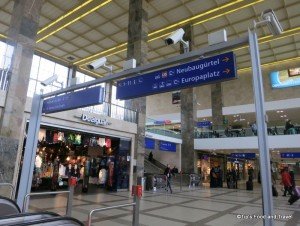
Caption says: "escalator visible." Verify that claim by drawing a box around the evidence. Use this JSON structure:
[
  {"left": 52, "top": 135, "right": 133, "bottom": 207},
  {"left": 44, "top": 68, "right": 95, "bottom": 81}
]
[
  {"left": 0, "top": 195, "right": 21, "bottom": 216},
  {"left": 4, "top": 216, "right": 84, "bottom": 226},
  {"left": 0, "top": 212, "right": 59, "bottom": 225},
  {"left": 0, "top": 197, "right": 83, "bottom": 226}
]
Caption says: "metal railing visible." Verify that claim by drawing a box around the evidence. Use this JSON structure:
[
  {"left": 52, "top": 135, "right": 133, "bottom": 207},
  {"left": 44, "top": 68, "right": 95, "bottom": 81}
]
[
  {"left": 87, "top": 202, "right": 136, "bottom": 226},
  {"left": 0, "top": 183, "right": 15, "bottom": 200},
  {"left": 146, "top": 128, "right": 181, "bottom": 138},
  {"left": 23, "top": 190, "right": 72, "bottom": 216},
  {"left": 81, "top": 102, "right": 137, "bottom": 123}
]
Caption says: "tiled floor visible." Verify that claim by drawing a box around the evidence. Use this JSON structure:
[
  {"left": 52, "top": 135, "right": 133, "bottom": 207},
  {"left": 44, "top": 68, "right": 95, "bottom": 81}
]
[{"left": 28, "top": 184, "right": 300, "bottom": 226}]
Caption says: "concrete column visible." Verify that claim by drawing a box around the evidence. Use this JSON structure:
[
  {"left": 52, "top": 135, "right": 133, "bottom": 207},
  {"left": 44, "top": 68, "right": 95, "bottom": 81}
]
[
  {"left": 67, "top": 65, "right": 77, "bottom": 87},
  {"left": 0, "top": 0, "right": 43, "bottom": 183},
  {"left": 211, "top": 83, "right": 223, "bottom": 130},
  {"left": 125, "top": 0, "right": 148, "bottom": 185},
  {"left": 104, "top": 81, "right": 112, "bottom": 116},
  {"left": 180, "top": 24, "right": 197, "bottom": 174}
]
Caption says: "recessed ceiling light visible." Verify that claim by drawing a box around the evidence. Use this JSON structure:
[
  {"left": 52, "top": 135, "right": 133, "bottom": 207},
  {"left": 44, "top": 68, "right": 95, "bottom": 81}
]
[{"left": 67, "top": 56, "right": 76, "bottom": 61}]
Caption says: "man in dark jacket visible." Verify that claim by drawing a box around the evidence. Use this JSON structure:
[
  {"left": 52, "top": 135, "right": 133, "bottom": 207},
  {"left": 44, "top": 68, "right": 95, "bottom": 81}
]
[{"left": 164, "top": 164, "right": 173, "bottom": 193}]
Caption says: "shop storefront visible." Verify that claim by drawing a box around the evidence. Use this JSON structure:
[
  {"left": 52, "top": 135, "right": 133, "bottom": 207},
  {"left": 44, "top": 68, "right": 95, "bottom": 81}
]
[
  {"left": 31, "top": 125, "right": 131, "bottom": 193},
  {"left": 196, "top": 152, "right": 226, "bottom": 183},
  {"left": 22, "top": 107, "right": 137, "bottom": 194}
]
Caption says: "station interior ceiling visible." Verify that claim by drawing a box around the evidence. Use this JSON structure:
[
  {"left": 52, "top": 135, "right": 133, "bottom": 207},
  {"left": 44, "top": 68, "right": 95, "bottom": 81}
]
[
  {"left": 0, "top": 0, "right": 299, "bottom": 158},
  {"left": 0, "top": 0, "right": 299, "bottom": 77}
]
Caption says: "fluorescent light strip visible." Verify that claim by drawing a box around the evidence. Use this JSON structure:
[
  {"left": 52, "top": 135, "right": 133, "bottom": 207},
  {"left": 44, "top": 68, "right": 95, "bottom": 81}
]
[
  {"left": 193, "top": 0, "right": 264, "bottom": 26},
  {"left": 75, "top": 42, "right": 127, "bottom": 64},
  {"left": 38, "top": 0, "right": 94, "bottom": 34},
  {"left": 234, "top": 27, "right": 300, "bottom": 52},
  {"left": 37, "top": 0, "right": 112, "bottom": 43},
  {"left": 238, "top": 56, "right": 300, "bottom": 73},
  {"left": 0, "top": 33, "right": 7, "bottom": 39},
  {"left": 79, "top": 66, "right": 103, "bottom": 77},
  {"left": 35, "top": 49, "right": 69, "bottom": 63},
  {"left": 76, "top": 0, "right": 260, "bottom": 65},
  {"left": 148, "top": 0, "right": 244, "bottom": 37}
]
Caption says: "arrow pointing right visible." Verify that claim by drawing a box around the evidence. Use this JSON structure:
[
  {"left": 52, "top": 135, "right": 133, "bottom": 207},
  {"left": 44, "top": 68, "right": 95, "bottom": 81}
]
[
  {"left": 223, "top": 68, "right": 230, "bottom": 74},
  {"left": 222, "top": 57, "right": 230, "bottom": 62}
]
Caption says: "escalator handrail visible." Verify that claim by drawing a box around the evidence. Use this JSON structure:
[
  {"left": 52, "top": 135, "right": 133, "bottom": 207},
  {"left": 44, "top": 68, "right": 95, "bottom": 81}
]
[
  {"left": 10, "top": 216, "right": 84, "bottom": 226},
  {"left": 0, "top": 183, "right": 15, "bottom": 200},
  {"left": 0, "top": 211, "right": 59, "bottom": 226},
  {"left": 0, "top": 211, "right": 59, "bottom": 220},
  {"left": 0, "top": 195, "right": 21, "bottom": 213}
]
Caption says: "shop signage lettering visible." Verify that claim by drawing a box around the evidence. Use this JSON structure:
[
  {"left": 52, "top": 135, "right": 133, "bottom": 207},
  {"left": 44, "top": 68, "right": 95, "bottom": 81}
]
[
  {"left": 80, "top": 114, "right": 111, "bottom": 126},
  {"left": 159, "top": 141, "right": 176, "bottom": 152},
  {"left": 280, "top": 152, "right": 300, "bottom": 158},
  {"left": 116, "top": 51, "right": 237, "bottom": 99},
  {"left": 230, "top": 153, "right": 256, "bottom": 159}
]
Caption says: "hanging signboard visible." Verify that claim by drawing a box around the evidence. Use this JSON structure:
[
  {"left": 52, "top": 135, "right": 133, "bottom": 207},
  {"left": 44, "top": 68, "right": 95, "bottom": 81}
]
[
  {"left": 42, "top": 86, "right": 104, "bottom": 114},
  {"left": 280, "top": 153, "right": 300, "bottom": 158},
  {"left": 230, "top": 153, "right": 256, "bottom": 159},
  {"left": 145, "top": 138, "right": 155, "bottom": 149},
  {"left": 117, "top": 51, "right": 237, "bottom": 100},
  {"left": 197, "top": 121, "right": 212, "bottom": 128},
  {"left": 159, "top": 141, "right": 176, "bottom": 152}
]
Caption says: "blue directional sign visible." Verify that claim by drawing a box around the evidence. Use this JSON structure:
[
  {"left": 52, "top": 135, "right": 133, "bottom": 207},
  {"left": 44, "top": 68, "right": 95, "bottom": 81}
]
[
  {"left": 117, "top": 51, "right": 237, "bottom": 100},
  {"left": 42, "top": 86, "right": 104, "bottom": 114},
  {"left": 145, "top": 138, "right": 155, "bottom": 149},
  {"left": 230, "top": 153, "right": 256, "bottom": 159},
  {"left": 197, "top": 121, "right": 212, "bottom": 128},
  {"left": 280, "top": 153, "right": 300, "bottom": 158},
  {"left": 159, "top": 141, "right": 176, "bottom": 152}
]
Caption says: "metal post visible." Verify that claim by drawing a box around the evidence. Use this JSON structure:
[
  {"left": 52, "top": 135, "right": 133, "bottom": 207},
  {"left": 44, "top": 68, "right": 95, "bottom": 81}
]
[
  {"left": 66, "top": 185, "right": 74, "bottom": 216},
  {"left": 132, "top": 194, "right": 140, "bottom": 226},
  {"left": 16, "top": 94, "right": 44, "bottom": 209},
  {"left": 248, "top": 28, "right": 274, "bottom": 226},
  {"left": 180, "top": 172, "right": 182, "bottom": 192}
]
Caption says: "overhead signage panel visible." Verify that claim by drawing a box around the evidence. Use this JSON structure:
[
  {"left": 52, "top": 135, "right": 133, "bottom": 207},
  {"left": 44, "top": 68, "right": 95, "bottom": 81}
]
[
  {"left": 280, "top": 153, "right": 300, "bottom": 158},
  {"left": 117, "top": 51, "right": 237, "bottom": 100},
  {"left": 230, "top": 153, "right": 256, "bottom": 159},
  {"left": 42, "top": 86, "right": 104, "bottom": 114},
  {"left": 159, "top": 141, "right": 176, "bottom": 152},
  {"left": 145, "top": 138, "right": 155, "bottom": 149}
]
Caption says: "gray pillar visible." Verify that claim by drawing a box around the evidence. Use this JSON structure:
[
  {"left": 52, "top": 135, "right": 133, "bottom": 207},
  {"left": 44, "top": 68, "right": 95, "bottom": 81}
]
[
  {"left": 104, "top": 82, "right": 112, "bottom": 116},
  {"left": 180, "top": 24, "right": 197, "bottom": 174},
  {"left": 125, "top": 0, "right": 148, "bottom": 185},
  {"left": 211, "top": 81, "right": 223, "bottom": 130},
  {"left": 67, "top": 65, "right": 77, "bottom": 87},
  {"left": 0, "top": 0, "right": 43, "bottom": 183}
]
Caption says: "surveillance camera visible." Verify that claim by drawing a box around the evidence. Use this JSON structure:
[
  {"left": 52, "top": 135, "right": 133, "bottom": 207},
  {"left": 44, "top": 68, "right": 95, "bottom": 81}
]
[
  {"left": 261, "top": 9, "right": 283, "bottom": 36},
  {"left": 41, "top": 74, "right": 58, "bottom": 86},
  {"left": 87, "top": 57, "right": 107, "bottom": 70},
  {"left": 165, "top": 28, "right": 185, "bottom": 45}
]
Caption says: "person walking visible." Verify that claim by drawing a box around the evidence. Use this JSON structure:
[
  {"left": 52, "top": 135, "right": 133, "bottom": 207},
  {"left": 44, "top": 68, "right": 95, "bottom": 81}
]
[
  {"left": 281, "top": 167, "right": 292, "bottom": 196},
  {"left": 164, "top": 164, "right": 173, "bottom": 194}
]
